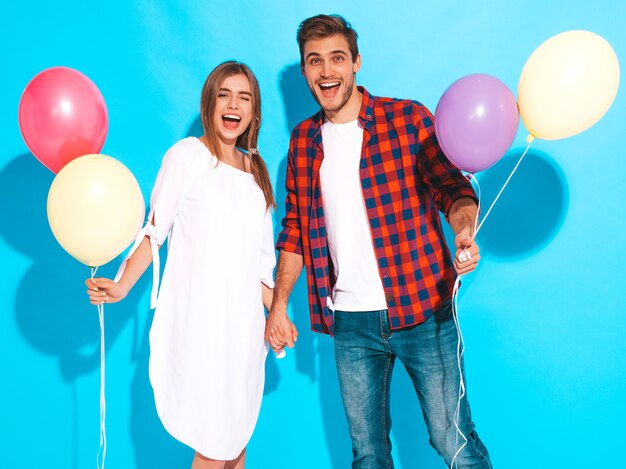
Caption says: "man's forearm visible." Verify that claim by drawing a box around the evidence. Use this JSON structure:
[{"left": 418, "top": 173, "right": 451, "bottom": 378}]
[
  {"left": 271, "top": 250, "right": 304, "bottom": 314},
  {"left": 448, "top": 197, "right": 478, "bottom": 236}
]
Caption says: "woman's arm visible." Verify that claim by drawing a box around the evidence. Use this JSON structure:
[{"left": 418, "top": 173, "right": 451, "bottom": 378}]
[
  {"left": 85, "top": 236, "right": 156, "bottom": 305},
  {"left": 262, "top": 283, "right": 273, "bottom": 311}
]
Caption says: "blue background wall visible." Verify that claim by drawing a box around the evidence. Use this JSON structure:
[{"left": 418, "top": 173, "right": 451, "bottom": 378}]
[{"left": 1, "top": 1, "right": 625, "bottom": 468}]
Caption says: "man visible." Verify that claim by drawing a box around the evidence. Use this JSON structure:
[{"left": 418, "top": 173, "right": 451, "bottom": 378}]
[{"left": 266, "top": 14, "right": 492, "bottom": 469}]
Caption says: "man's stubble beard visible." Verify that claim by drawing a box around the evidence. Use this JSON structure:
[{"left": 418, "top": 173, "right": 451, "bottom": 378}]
[{"left": 309, "top": 73, "right": 356, "bottom": 114}]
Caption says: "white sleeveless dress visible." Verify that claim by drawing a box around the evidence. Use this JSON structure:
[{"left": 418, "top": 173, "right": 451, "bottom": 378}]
[{"left": 117, "top": 137, "right": 275, "bottom": 459}]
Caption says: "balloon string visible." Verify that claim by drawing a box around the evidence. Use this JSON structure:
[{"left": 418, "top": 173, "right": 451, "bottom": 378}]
[
  {"left": 91, "top": 267, "right": 107, "bottom": 469},
  {"left": 450, "top": 276, "right": 467, "bottom": 469},
  {"left": 449, "top": 162, "right": 482, "bottom": 468},
  {"left": 450, "top": 138, "right": 533, "bottom": 467},
  {"left": 475, "top": 136, "right": 534, "bottom": 235}
]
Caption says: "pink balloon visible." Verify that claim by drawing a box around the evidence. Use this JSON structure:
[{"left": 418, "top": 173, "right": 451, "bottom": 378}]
[
  {"left": 19, "top": 67, "right": 108, "bottom": 174},
  {"left": 435, "top": 74, "right": 519, "bottom": 173}
]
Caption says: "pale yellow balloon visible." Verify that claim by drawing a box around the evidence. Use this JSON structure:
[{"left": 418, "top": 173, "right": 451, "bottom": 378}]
[
  {"left": 518, "top": 30, "right": 620, "bottom": 140},
  {"left": 47, "top": 154, "right": 145, "bottom": 267}
]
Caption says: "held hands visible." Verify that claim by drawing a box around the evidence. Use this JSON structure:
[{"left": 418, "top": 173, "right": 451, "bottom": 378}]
[
  {"left": 264, "top": 306, "right": 298, "bottom": 356},
  {"left": 454, "top": 230, "right": 480, "bottom": 276},
  {"left": 85, "top": 278, "right": 128, "bottom": 305}
]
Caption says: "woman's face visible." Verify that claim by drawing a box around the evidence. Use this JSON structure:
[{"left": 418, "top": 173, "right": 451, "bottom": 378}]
[{"left": 213, "top": 73, "right": 254, "bottom": 147}]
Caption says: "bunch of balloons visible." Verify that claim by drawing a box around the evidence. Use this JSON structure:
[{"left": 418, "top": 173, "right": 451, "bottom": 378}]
[
  {"left": 435, "top": 30, "right": 620, "bottom": 173},
  {"left": 18, "top": 67, "right": 144, "bottom": 267},
  {"left": 19, "top": 66, "right": 144, "bottom": 469}
]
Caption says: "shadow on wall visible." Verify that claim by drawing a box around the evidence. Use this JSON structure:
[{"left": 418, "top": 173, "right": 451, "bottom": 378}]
[
  {"left": 279, "top": 63, "right": 319, "bottom": 133},
  {"left": 0, "top": 154, "right": 155, "bottom": 468},
  {"left": 0, "top": 152, "right": 191, "bottom": 468},
  {"left": 437, "top": 148, "right": 567, "bottom": 310},
  {"left": 186, "top": 115, "right": 203, "bottom": 139},
  {"left": 476, "top": 149, "right": 569, "bottom": 260}
]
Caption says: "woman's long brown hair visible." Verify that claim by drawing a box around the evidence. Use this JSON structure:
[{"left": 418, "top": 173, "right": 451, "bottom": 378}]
[{"left": 200, "top": 61, "right": 276, "bottom": 209}]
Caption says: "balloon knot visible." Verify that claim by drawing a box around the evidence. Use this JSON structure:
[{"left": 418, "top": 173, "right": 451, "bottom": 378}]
[{"left": 526, "top": 134, "right": 535, "bottom": 143}]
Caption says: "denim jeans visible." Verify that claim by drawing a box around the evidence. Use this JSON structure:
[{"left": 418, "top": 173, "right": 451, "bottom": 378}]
[{"left": 334, "top": 300, "right": 492, "bottom": 469}]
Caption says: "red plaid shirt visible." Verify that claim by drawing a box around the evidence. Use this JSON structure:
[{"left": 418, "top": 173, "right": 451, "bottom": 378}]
[{"left": 276, "top": 87, "right": 477, "bottom": 335}]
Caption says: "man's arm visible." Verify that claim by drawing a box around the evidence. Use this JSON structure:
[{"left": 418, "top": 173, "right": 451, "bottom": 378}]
[
  {"left": 266, "top": 135, "right": 304, "bottom": 352},
  {"left": 448, "top": 197, "right": 480, "bottom": 275},
  {"left": 265, "top": 250, "right": 303, "bottom": 352},
  {"left": 413, "top": 103, "right": 478, "bottom": 217}
]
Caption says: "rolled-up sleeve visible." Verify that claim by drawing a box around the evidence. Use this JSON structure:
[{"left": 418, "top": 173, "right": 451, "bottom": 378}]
[
  {"left": 276, "top": 138, "right": 303, "bottom": 255},
  {"left": 414, "top": 104, "right": 478, "bottom": 217}
]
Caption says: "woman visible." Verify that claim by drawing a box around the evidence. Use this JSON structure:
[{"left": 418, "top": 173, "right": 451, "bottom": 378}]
[{"left": 86, "top": 61, "right": 276, "bottom": 469}]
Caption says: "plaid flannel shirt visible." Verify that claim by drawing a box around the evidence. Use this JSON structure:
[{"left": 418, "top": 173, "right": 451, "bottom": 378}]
[{"left": 276, "top": 87, "right": 477, "bottom": 335}]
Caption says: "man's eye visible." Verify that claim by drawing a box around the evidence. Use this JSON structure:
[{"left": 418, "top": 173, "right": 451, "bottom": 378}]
[
  {"left": 334, "top": 56, "right": 344, "bottom": 62},
  {"left": 310, "top": 58, "right": 320, "bottom": 65}
]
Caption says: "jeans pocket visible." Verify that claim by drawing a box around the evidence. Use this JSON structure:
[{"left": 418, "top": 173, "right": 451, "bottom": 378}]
[
  {"left": 334, "top": 311, "right": 366, "bottom": 339},
  {"left": 334, "top": 310, "right": 348, "bottom": 335}
]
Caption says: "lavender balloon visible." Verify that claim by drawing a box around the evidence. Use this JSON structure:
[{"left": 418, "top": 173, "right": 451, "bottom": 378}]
[{"left": 435, "top": 74, "right": 519, "bottom": 173}]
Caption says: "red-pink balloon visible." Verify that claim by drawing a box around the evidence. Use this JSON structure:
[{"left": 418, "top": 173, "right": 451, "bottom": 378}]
[
  {"left": 435, "top": 74, "right": 519, "bottom": 173},
  {"left": 19, "top": 67, "right": 108, "bottom": 174}
]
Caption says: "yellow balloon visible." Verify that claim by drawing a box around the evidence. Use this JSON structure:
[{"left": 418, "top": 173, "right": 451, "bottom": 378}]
[
  {"left": 47, "top": 154, "right": 145, "bottom": 267},
  {"left": 518, "top": 30, "right": 620, "bottom": 140}
]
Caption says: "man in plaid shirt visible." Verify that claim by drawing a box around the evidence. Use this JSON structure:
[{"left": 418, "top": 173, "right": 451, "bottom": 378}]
[{"left": 266, "top": 14, "right": 492, "bottom": 469}]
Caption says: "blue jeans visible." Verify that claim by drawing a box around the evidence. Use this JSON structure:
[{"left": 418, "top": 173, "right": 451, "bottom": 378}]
[{"left": 334, "top": 301, "right": 492, "bottom": 469}]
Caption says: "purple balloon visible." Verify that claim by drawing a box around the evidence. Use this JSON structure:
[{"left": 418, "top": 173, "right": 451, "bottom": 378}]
[{"left": 435, "top": 74, "right": 519, "bottom": 173}]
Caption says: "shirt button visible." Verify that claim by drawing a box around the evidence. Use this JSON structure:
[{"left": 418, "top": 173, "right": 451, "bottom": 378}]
[{"left": 366, "top": 114, "right": 372, "bottom": 118}]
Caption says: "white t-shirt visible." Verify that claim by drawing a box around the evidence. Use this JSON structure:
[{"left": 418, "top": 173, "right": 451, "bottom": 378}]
[{"left": 320, "top": 119, "right": 387, "bottom": 312}]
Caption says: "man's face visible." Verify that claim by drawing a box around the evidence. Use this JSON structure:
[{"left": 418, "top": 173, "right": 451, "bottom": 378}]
[{"left": 301, "top": 34, "right": 361, "bottom": 114}]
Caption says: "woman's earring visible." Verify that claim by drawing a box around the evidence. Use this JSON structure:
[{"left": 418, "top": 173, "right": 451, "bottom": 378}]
[{"left": 255, "top": 116, "right": 260, "bottom": 130}]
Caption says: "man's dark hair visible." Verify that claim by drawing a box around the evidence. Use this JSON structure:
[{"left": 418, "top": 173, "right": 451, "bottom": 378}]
[{"left": 297, "top": 14, "right": 359, "bottom": 67}]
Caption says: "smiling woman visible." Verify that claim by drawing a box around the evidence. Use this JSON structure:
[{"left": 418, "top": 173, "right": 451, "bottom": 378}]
[
  {"left": 214, "top": 76, "right": 251, "bottom": 138},
  {"left": 200, "top": 62, "right": 275, "bottom": 208},
  {"left": 85, "top": 61, "right": 277, "bottom": 469}
]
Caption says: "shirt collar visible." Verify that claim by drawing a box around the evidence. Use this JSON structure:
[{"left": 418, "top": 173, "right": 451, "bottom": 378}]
[{"left": 356, "top": 86, "right": 374, "bottom": 128}]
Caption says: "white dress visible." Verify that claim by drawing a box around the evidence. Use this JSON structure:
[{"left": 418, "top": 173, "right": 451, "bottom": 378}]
[{"left": 117, "top": 137, "right": 276, "bottom": 459}]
